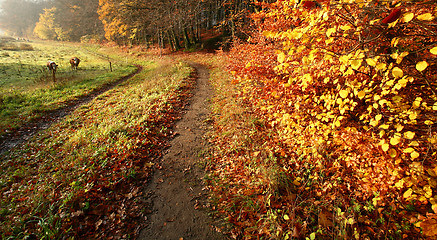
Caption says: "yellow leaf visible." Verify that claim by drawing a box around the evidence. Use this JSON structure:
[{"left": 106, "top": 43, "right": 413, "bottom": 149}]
[
  {"left": 376, "top": 63, "right": 387, "bottom": 71},
  {"left": 382, "top": 143, "right": 390, "bottom": 152},
  {"left": 403, "top": 148, "right": 415, "bottom": 153},
  {"left": 351, "top": 59, "right": 362, "bottom": 70},
  {"left": 411, "top": 151, "right": 420, "bottom": 159},
  {"left": 339, "top": 89, "right": 349, "bottom": 98},
  {"left": 404, "top": 131, "right": 415, "bottom": 140},
  {"left": 395, "top": 179, "right": 405, "bottom": 189},
  {"left": 325, "top": 37, "right": 334, "bottom": 45},
  {"left": 366, "top": 58, "right": 377, "bottom": 67},
  {"left": 263, "top": 31, "right": 274, "bottom": 37},
  {"left": 424, "top": 185, "right": 433, "bottom": 199},
  {"left": 340, "top": 25, "right": 351, "bottom": 31},
  {"left": 434, "top": 102, "right": 437, "bottom": 111},
  {"left": 390, "top": 133, "right": 402, "bottom": 145},
  {"left": 416, "top": 61, "right": 429, "bottom": 72},
  {"left": 389, "top": 148, "right": 397, "bottom": 158},
  {"left": 357, "top": 90, "right": 366, "bottom": 99},
  {"left": 402, "top": 12, "right": 414, "bottom": 23},
  {"left": 392, "top": 67, "right": 403, "bottom": 78},
  {"left": 375, "top": 114, "right": 382, "bottom": 121},
  {"left": 277, "top": 52, "right": 286, "bottom": 63},
  {"left": 391, "top": 38, "right": 400, "bottom": 47},
  {"left": 284, "top": 214, "right": 290, "bottom": 220},
  {"left": 425, "top": 120, "right": 434, "bottom": 125},
  {"left": 431, "top": 47, "right": 437, "bottom": 55},
  {"left": 412, "top": 97, "right": 422, "bottom": 108},
  {"left": 417, "top": 13, "right": 435, "bottom": 21},
  {"left": 326, "top": 27, "right": 336, "bottom": 37},
  {"left": 403, "top": 188, "right": 413, "bottom": 199},
  {"left": 409, "top": 111, "right": 418, "bottom": 120}
]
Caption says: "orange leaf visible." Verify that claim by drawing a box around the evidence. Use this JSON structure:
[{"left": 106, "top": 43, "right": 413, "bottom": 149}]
[{"left": 421, "top": 218, "right": 437, "bottom": 236}]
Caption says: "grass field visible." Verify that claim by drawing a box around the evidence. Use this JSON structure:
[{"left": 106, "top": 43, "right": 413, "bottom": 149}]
[
  {"left": 0, "top": 40, "right": 194, "bottom": 238},
  {"left": 0, "top": 37, "right": 137, "bottom": 136}
]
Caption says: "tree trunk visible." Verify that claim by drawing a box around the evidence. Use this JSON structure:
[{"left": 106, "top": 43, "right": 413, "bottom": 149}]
[
  {"left": 167, "top": 31, "right": 175, "bottom": 51},
  {"left": 183, "top": 28, "right": 191, "bottom": 49},
  {"left": 171, "top": 29, "right": 181, "bottom": 51}
]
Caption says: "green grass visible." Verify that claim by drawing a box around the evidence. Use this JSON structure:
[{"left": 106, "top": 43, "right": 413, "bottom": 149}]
[
  {"left": 0, "top": 52, "right": 193, "bottom": 239},
  {"left": 0, "top": 40, "right": 137, "bottom": 136}
]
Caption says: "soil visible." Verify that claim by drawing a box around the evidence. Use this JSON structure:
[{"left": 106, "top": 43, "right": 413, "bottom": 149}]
[{"left": 138, "top": 63, "right": 227, "bottom": 240}]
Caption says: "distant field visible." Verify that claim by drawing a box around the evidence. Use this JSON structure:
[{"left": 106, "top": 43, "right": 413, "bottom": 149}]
[{"left": 0, "top": 37, "right": 137, "bottom": 136}]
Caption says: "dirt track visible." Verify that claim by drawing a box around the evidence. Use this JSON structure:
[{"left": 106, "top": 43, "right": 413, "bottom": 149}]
[{"left": 138, "top": 63, "right": 227, "bottom": 240}]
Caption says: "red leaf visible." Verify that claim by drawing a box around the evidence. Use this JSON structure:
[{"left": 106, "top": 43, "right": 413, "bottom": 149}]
[
  {"left": 382, "top": 8, "right": 402, "bottom": 24},
  {"left": 302, "top": 1, "right": 316, "bottom": 10}
]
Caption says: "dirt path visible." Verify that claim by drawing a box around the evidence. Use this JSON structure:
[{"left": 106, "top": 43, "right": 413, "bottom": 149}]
[
  {"left": 0, "top": 66, "right": 142, "bottom": 155},
  {"left": 138, "top": 63, "right": 227, "bottom": 240}
]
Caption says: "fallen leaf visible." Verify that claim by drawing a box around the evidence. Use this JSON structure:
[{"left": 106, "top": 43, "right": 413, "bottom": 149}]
[{"left": 421, "top": 217, "right": 437, "bottom": 236}]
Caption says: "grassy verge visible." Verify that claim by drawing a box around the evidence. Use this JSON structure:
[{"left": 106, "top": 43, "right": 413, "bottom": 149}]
[
  {"left": 0, "top": 40, "right": 136, "bottom": 137},
  {"left": 0, "top": 55, "right": 193, "bottom": 239}
]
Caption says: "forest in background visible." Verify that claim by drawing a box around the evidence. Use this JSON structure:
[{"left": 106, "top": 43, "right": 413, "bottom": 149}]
[{"left": 0, "top": 0, "right": 264, "bottom": 49}]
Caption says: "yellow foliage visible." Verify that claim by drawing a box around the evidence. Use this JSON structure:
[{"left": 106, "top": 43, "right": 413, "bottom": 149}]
[
  {"left": 416, "top": 61, "right": 429, "bottom": 72},
  {"left": 417, "top": 13, "right": 435, "bottom": 21}
]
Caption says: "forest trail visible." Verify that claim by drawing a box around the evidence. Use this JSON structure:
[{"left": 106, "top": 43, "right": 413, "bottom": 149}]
[
  {"left": 138, "top": 63, "right": 227, "bottom": 240},
  {"left": 0, "top": 66, "right": 142, "bottom": 155}
]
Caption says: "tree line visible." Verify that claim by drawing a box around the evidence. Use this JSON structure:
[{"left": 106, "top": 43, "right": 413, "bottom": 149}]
[{"left": 0, "top": 0, "right": 266, "bottom": 49}]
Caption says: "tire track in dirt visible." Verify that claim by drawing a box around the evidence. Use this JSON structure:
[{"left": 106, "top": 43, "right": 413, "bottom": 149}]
[
  {"left": 0, "top": 65, "right": 142, "bottom": 155},
  {"left": 138, "top": 63, "right": 227, "bottom": 240}
]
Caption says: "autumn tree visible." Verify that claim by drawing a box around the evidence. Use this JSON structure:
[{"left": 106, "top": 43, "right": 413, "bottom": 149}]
[
  {"left": 52, "top": 0, "right": 104, "bottom": 41},
  {"left": 34, "top": 7, "right": 61, "bottom": 40},
  {"left": 224, "top": 0, "right": 437, "bottom": 238}
]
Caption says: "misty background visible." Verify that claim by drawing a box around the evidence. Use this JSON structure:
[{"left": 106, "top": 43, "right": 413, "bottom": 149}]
[{"left": 0, "top": 0, "right": 254, "bottom": 48}]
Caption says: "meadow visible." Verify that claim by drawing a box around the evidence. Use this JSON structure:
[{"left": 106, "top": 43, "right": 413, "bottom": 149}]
[
  {"left": 0, "top": 37, "right": 136, "bottom": 136},
  {"left": 0, "top": 40, "right": 194, "bottom": 238}
]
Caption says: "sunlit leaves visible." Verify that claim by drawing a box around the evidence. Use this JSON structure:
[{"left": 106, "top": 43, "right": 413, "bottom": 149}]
[
  {"left": 365, "top": 58, "right": 377, "bottom": 67},
  {"left": 339, "top": 89, "right": 349, "bottom": 98},
  {"left": 389, "top": 148, "right": 397, "bottom": 158},
  {"left": 417, "top": 13, "right": 435, "bottom": 21},
  {"left": 404, "top": 147, "right": 415, "bottom": 153},
  {"left": 227, "top": 0, "right": 437, "bottom": 238},
  {"left": 404, "top": 188, "right": 413, "bottom": 199},
  {"left": 357, "top": 90, "right": 366, "bottom": 99},
  {"left": 416, "top": 61, "right": 429, "bottom": 72},
  {"left": 392, "top": 67, "right": 403, "bottom": 78},
  {"left": 404, "top": 131, "right": 415, "bottom": 140},
  {"left": 390, "top": 133, "right": 402, "bottom": 145},
  {"left": 350, "top": 59, "right": 362, "bottom": 70},
  {"left": 411, "top": 151, "right": 420, "bottom": 159},
  {"left": 277, "top": 51, "right": 286, "bottom": 63},
  {"left": 326, "top": 27, "right": 336, "bottom": 37},
  {"left": 402, "top": 12, "right": 414, "bottom": 23}
]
